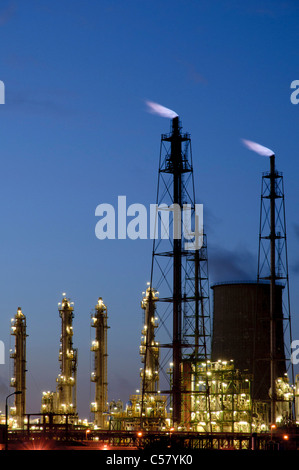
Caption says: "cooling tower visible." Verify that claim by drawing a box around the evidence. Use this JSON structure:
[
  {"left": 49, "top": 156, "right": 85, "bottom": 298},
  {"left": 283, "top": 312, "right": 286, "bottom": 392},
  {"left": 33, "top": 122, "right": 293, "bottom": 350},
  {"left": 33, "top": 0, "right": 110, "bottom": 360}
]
[{"left": 211, "top": 281, "right": 286, "bottom": 401}]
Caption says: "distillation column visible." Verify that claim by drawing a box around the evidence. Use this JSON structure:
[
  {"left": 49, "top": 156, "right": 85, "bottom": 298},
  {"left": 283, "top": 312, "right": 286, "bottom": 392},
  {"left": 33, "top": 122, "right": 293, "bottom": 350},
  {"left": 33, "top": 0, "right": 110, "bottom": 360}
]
[
  {"left": 56, "top": 296, "right": 77, "bottom": 417},
  {"left": 140, "top": 286, "right": 159, "bottom": 394},
  {"left": 10, "top": 307, "right": 27, "bottom": 429},
  {"left": 91, "top": 297, "right": 108, "bottom": 428}
]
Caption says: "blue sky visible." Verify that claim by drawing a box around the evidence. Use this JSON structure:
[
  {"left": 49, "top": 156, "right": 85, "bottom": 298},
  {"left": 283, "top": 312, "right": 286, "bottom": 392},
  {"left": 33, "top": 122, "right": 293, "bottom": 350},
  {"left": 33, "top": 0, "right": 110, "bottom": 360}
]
[{"left": 0, "top": 0, "right": 299, "bottom": 419}]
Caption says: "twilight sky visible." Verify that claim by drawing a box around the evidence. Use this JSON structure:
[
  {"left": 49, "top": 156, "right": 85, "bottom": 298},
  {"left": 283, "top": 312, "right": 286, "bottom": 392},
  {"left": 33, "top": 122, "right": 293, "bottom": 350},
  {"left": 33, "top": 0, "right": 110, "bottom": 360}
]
[{"left": 0, "top": 0, "right": 299, "bottom": 419}]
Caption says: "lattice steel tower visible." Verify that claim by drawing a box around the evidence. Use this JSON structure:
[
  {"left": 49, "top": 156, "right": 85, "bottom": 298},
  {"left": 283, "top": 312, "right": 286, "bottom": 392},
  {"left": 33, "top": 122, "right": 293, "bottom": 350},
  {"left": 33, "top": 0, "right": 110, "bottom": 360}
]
[
  {"left": 257, "top": 153, "right": 294, "bottom": 424},
  {"left": 146, "top": 116, "right": 211, "bottom": 426}
]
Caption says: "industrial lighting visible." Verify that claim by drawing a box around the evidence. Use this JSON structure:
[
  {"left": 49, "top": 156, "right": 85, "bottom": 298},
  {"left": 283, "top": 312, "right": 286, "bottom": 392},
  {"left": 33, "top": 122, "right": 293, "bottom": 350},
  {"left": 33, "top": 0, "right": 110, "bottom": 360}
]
[{"left": 5, "top": 391, "right": 22, "bottom": 451}]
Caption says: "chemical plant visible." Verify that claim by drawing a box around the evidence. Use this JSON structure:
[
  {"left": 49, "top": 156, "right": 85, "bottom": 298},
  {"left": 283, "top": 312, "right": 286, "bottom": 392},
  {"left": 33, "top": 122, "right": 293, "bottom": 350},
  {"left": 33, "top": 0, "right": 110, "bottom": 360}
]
[{"left": 1, "top": 109, "right": 299, "bottom": 451}]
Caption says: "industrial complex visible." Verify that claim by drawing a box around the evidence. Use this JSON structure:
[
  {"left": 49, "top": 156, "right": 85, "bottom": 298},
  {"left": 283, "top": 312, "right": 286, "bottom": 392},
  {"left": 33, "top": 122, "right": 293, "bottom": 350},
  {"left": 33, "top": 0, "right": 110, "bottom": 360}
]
[{"left": 0, "top": 111, "right": 298, "bottom": 451}]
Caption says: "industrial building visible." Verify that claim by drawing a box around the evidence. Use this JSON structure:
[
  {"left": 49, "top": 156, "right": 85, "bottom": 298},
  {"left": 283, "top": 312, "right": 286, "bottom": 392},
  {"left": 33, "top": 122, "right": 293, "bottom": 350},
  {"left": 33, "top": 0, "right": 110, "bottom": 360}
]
[{"left": 2, "top": 111, "right": 299, "bottom": 450}]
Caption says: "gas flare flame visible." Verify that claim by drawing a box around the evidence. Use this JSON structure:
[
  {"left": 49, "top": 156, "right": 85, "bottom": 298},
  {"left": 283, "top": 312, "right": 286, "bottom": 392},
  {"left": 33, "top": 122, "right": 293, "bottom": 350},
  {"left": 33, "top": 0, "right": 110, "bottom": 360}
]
[
  {"left": 242, "top": 139, "right": 274, "bottom": 157},
  {"left": 146, "top": 100, "right": 178, "bottom": 119}
]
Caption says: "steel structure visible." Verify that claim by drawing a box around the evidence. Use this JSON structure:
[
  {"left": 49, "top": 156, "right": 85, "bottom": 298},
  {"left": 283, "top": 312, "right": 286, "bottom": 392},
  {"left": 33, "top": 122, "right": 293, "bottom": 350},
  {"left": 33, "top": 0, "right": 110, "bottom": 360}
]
[
  {"left": 6, "top": 424, "right": 299, "bottom": 450},
  {"left": 90, "top": 297, "right": 109, "bottom": 428},
  {"left": 182, "top": 236, "right": 211, "bottom": 364},
  {"left": 147, "top": 116, "right": 210, "bottom": 427},
  {"left": 257, "top": 154, "right": 294, "bottom": 425},
  {"left": 181, "top": 360, "right": 255, "bottom": 433},
  {"left": 140, "top": 285, "right": 160, "bottom": 395},
  {"left": 56, "top": 295, "right": 77, "bottom": 418},
  {"left": 10, "top": 307, "right": 27, "bottom": 429},
  {"left": 109, "top": 394, "right": 168, "bottom": 431}
]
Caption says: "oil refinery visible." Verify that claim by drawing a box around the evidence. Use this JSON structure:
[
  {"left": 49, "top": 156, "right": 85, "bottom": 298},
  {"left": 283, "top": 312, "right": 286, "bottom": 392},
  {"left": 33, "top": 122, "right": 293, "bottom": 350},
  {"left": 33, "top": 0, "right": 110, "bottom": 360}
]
[{"left": 0, "top": 111, "right": 299, "bottom": 452}]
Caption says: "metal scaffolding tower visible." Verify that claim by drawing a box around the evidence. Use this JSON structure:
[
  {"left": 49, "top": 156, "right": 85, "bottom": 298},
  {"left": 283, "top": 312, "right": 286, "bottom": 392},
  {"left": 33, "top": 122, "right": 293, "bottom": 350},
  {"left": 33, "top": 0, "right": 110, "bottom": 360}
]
[
  {"left": 10, "top": 307, "right": 27, "bottom": 429},
  {"left": 147, "top": 116, "right": 210, "bottom": 427},
  {"left": 257, "top": 153, "right": 294, "bottom": 425},
  {"left": 90, "top": 297, "right": 109, "bottom": 429},
  {"left": 183, "top": 234, "right": 211, "bottom": 362}
]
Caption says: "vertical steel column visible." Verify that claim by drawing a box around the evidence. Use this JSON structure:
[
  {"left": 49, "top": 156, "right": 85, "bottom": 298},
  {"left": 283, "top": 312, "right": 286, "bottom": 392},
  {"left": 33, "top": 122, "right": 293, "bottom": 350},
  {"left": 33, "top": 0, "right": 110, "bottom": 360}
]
[
  {"left": 269, "top": 154, "right": 277, "bottom": 425},
  {"left": 171, "top": 116, "right": 182, "bottom": 426}
]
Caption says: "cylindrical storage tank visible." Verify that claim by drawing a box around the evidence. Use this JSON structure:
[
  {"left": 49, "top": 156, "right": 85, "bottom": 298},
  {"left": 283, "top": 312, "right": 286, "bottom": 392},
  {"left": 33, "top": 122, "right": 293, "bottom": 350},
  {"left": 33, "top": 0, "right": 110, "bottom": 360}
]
[{"left": 211, "top": 281, "right": 286, "bottom": 401}]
